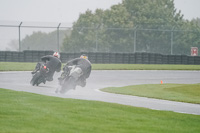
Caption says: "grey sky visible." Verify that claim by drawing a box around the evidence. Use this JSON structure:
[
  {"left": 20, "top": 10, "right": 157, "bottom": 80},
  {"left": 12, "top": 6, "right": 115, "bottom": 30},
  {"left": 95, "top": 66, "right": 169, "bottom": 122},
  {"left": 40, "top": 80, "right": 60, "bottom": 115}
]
[
  {"left": 0, "top": 0, "right": 122, "bottom": 23},
  {"left": 0, "top": 0, "right": 199, "bottom": 23},
  {"left": 0, "top": 0, "right": 199, "bottom": 51},
  {"left": 174, "top": 0, "right": 200, "bottom": 20}
]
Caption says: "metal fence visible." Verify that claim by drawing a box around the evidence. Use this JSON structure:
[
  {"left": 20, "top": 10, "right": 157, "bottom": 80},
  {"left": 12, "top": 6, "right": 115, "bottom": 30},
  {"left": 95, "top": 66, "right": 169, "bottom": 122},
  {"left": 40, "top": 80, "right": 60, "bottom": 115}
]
[
  {"left": 0, "top": 21, "right": 200, "bottom": 56},
  {"left": 0, "top": 21, "right": 71, "bottom": 52}
]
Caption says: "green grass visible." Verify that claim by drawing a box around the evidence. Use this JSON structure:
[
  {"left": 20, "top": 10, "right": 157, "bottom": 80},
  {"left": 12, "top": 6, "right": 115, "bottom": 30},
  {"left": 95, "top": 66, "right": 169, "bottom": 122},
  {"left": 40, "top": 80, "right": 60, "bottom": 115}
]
[
  {"left": 0, "top": 62, "right": 35, "bottom": 71},
  {"left": 1, "top": 62, "right": 200, "bottom": 71},
  {"left": 92, "top": 64, "right": 200, "bottom": 70},
  {"left": 0, "top": 88, "right": 200, "bottom": 133},
  {"left": 101, "top": 84, "right": 200, "bottom": 104}
]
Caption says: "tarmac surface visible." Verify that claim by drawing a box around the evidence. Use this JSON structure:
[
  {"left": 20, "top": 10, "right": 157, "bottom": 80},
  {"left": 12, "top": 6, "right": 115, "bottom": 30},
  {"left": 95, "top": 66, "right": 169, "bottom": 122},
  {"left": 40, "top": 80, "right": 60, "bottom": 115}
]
[{"left": 0, "top": 70, "right": 200, "bottom": 115}]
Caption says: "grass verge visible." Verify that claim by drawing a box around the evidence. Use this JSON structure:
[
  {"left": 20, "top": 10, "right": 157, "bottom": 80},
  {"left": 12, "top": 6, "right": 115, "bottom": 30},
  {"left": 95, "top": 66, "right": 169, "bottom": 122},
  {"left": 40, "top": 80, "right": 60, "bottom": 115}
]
[
  {"left": 92, "top": 64, "right": 200, "bottom": 70},
  {"left": 101, "top": 83, "right": 200, "bottom": 104},
  {"left": 0, "top": 62, "right": 35, "bottom": 71},
  {"left": 0, "top": 88, "right": 200, "bottom": 133},
  {"left": 1, "top": 62, "right": 200, "bottom": 71}
]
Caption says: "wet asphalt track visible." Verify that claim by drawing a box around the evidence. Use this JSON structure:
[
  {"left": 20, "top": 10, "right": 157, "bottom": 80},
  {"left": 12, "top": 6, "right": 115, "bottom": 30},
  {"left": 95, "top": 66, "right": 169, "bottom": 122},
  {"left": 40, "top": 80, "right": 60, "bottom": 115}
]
[{"left": 0, "top": 70, "right": 200, "bottom": 115}]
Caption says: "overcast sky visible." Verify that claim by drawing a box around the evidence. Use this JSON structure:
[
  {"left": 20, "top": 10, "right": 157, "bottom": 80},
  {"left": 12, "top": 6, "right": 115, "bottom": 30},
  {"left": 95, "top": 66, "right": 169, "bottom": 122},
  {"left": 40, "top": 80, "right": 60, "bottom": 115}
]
[
  {"left": 0, "top": 0, "right": 200, "bottom": 51},
  {"left": 0, "top": 0, "right": 199, "bottom": 23}
]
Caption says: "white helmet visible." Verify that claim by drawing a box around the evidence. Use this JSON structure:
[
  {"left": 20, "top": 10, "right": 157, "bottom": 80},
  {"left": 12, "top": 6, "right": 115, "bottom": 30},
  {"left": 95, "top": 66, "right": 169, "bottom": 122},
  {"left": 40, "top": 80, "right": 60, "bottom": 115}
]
[{"left": 53, "top": 52, "right": 60, "bottom": 58}]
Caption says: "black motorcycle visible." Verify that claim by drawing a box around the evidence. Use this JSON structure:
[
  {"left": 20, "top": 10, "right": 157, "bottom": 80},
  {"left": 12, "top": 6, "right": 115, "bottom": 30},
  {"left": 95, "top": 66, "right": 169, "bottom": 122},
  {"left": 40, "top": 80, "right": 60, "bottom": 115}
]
[
  {"left": 30, "top": 63, "right": 49, "bottom": 86},
  {"left": 56, "top": 65, "right": 84, "bottom": 93}
]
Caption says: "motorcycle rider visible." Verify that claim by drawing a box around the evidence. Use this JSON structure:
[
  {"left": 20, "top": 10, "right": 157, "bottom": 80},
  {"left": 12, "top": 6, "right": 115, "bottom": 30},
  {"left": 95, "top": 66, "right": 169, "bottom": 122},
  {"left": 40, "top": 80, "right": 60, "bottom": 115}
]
[
  {"left": 31, "top": 52, "right": 62, "bottom": 81},
  {"left": 59, "top": 54, "right": 92, "bottom": 87}
]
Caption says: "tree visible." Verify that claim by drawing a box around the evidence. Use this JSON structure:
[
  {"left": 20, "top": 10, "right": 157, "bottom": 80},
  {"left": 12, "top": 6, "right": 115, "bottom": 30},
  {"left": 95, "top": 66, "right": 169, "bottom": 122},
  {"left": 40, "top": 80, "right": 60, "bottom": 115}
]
[
  {"left": 61, "top": 0, "right": 200, "bottom": 55},
  {"left": 62, "top": 9, "right": 105, "bottom": 52},
  {"left": 6, "top": 39, "right": 18, "bottom": 51},
  {"left": 21, "top": 30, "right": 69, "bottom": 51},
  {"left": 62, "top": 5, "right": 134, "bottom": 52}
]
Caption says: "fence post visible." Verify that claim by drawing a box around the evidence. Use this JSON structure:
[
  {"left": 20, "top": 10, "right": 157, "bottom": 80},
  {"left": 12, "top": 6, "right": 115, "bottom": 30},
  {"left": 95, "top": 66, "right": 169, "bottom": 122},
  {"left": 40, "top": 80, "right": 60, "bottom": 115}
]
[
  {"left": 18, "top": 22, "right": 22, "bottom": 52},
  {"left": 57, "top": 23, "right": 61, "bottom": 52},
  {"left": 133, "top": 26, "right": 138, "bottom": 53},
  {"left": 95, "top": 28, "right": 98, "bottom": 52},
  {"left": 171, "top": 27, "right": 175, "bottom": 55}
]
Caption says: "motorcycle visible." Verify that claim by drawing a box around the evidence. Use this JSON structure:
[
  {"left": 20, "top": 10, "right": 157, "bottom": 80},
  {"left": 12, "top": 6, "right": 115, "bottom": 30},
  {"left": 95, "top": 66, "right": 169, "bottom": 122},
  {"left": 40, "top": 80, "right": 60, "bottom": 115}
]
[
  {"left": 56, "top": 65, "right": 84, "bottom": 93},
  {"left": 30, "top": 63, "right": 49, "bottom": 86}
]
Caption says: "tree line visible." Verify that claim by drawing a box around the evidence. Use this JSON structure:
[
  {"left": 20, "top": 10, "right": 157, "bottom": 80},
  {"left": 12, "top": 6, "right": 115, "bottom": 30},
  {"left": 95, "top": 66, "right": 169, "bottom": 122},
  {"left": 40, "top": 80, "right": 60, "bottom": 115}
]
[{"left": 20, "top": 0, "right": 200, "bottom": 55}]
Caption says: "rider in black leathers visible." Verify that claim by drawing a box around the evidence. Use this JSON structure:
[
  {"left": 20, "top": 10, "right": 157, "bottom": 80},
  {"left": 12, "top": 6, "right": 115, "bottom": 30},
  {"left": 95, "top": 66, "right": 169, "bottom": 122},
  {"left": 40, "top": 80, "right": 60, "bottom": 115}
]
[
  {"left": 59, "top": 54, "right": 92, "bottom": 87},
  {"left": 32, "top": 52, "right": 62, "bottom": 81}
]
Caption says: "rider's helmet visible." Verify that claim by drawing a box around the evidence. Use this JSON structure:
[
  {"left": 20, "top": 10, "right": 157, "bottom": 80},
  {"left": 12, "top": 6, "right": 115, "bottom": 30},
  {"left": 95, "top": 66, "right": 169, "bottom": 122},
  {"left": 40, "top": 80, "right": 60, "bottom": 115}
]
[
  {"left": 53, "top": 52, "right": 60, "bottom": 58},
  {"left": 80, "top": 54, "right": 88, "bottom": 59}
]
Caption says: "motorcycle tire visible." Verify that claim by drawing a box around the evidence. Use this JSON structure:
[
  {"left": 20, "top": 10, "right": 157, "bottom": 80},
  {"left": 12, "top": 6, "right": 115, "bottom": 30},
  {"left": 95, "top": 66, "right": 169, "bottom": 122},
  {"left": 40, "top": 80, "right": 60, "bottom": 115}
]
[
  {"left": 31, "top": 72, "right": 39, "bottom": 86},
  {"left": 60, "top": 77, "right": 76, "bottom": 94},
  {"left": 31, "top": 72, "right": 44, "bottom": 86}
]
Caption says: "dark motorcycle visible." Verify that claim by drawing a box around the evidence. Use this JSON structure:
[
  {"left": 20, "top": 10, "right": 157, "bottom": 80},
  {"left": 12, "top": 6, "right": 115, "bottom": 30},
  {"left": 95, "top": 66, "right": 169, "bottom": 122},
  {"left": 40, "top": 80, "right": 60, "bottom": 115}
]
[
  {"left": 56, "top": 65, "right": 83, "bottom": 93},
  {"left": 30, "top": 64, "right": 49, "bottom": 86}
]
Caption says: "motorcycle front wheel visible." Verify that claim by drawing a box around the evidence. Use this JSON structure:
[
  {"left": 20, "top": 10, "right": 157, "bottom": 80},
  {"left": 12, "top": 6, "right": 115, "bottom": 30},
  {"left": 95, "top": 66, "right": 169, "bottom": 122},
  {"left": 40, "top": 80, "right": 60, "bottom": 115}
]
[
  {"left": 30, "top": 72, "right": 45, "bottom": 86},
  {"left": 60, "top": 77, "right": 76, "bottom": 94},
  {"left": 30, "top": 72, "right": 41, "bottom": 86}
]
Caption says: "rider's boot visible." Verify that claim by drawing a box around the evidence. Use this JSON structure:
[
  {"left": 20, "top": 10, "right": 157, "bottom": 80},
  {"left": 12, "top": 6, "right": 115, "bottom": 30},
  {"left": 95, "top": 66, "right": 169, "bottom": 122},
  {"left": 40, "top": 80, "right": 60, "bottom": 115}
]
[
  {"left": 32, "top": 62, "right": 41, "bottom": 74},
  {"left": 31, "top": 68, "right": 39, "bottom": 74}
]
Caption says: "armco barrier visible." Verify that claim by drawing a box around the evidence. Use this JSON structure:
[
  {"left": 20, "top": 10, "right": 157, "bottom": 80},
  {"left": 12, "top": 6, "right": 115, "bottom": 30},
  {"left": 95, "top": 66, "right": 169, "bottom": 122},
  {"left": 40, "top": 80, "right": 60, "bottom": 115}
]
[{"left": 0, "top": 50, "right": 200, "bottom": 65}]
